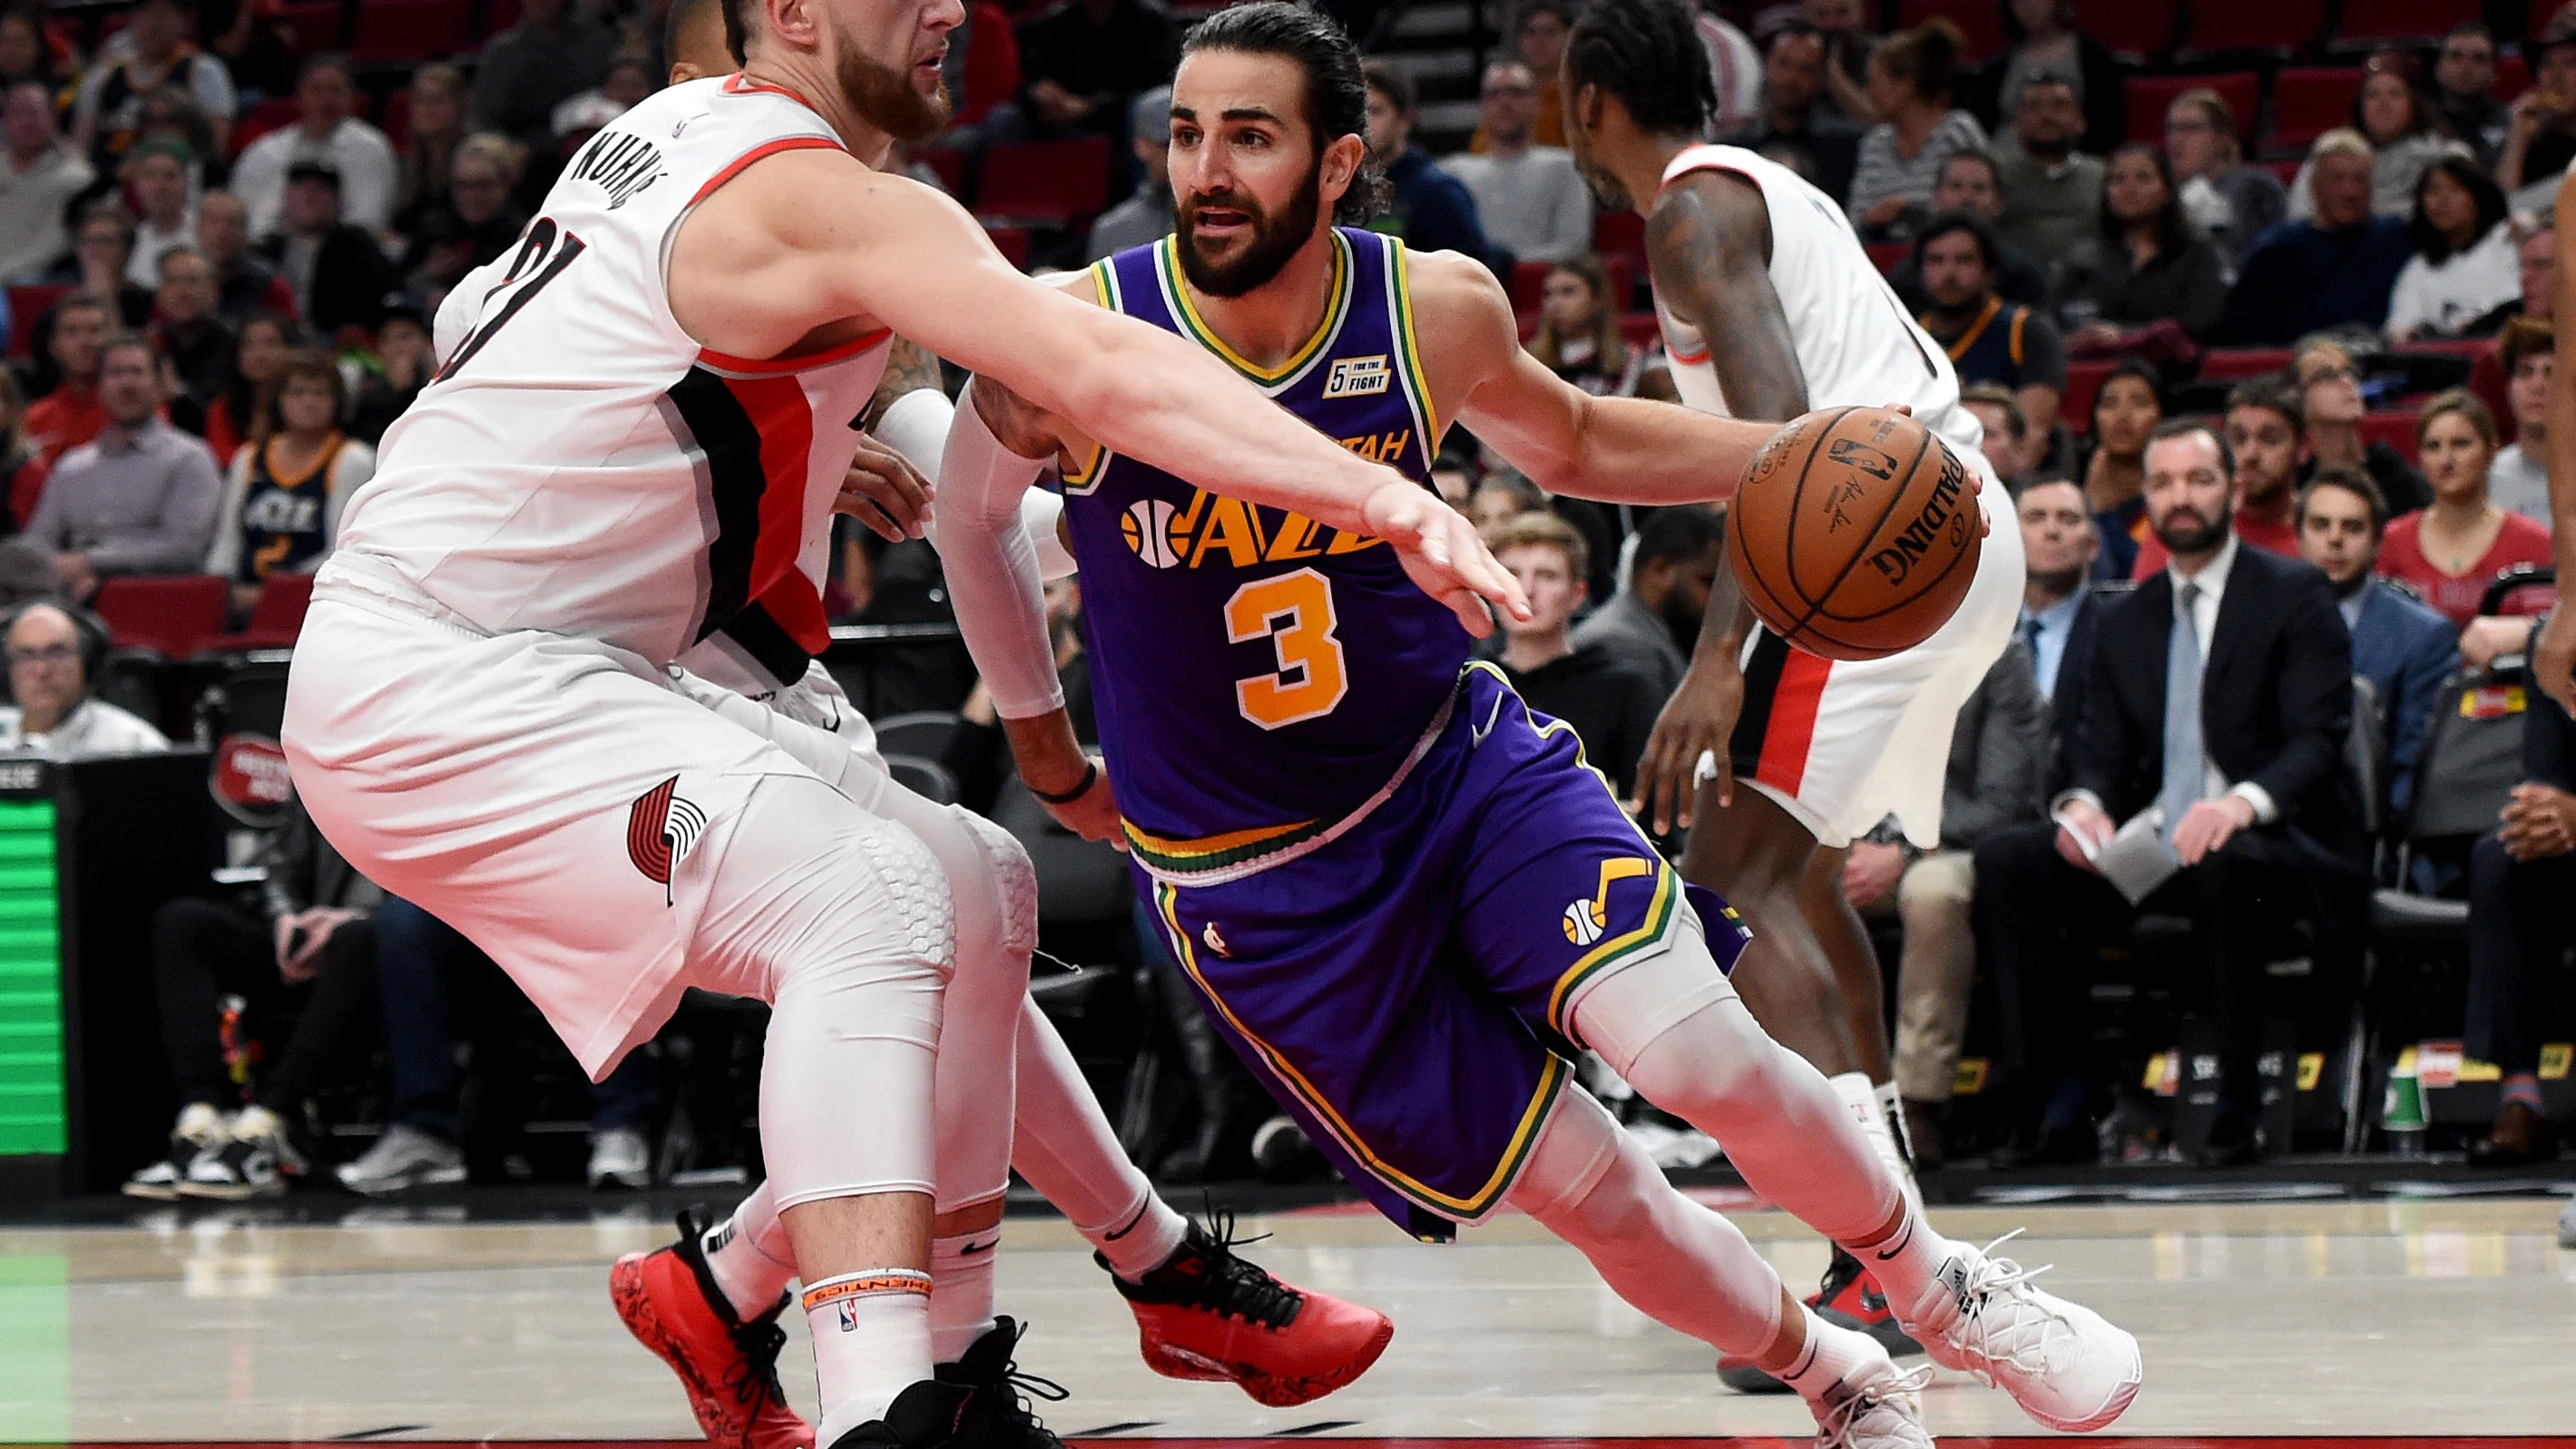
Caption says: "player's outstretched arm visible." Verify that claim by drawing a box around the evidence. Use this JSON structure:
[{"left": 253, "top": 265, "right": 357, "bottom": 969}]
[
  {"left": 1415, "top": 248, "right": 1773, "bottom": 505},
  {"left": 670, "top": 151, "right": 1525, "bottom": 631},
  {"left": 2535, "top": 180, "right": 2576, "bottom": 716}
]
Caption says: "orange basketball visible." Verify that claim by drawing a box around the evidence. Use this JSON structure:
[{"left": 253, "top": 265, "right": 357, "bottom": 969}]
[{"left": 1725, "top": 406, "right": 1981, "bottom": 662}]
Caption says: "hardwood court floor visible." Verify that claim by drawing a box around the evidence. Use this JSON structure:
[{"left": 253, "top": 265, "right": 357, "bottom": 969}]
[{"left": 2, "top": 1196, "right": 2571, "bottom": 1442}]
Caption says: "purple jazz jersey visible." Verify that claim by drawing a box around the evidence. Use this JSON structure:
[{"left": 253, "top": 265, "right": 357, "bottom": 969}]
[{"left": 1140, "top": 666, "right": 1749, "bottom": 1239}]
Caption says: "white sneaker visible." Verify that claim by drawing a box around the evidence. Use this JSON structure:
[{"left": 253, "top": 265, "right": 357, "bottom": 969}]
[
  {"left": 122, "top": 1103, "right": 225, "bottom": 1200},
  {"left": 1899, "top": 1230, "right": 2141, "bottom": 1433},
  {"left": 336, "top": 1124, "right": 467, "bottom": 1196},
  {"left": 1811, "top": 1357, "right": 1933, "bottom": 1449},
  {"left": 586, "top": 1127, "right": 651, "bottom": 1190},
  {"left": 2558, "top": 1195, "right": 2575, "bottom": 1250}
]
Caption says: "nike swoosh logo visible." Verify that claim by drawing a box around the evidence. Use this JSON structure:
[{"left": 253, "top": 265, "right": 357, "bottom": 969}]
[
  {"left": 1468, "top": 693, "right": 1505, "bottom": 749},
  {"left": 1872, "top": 1219, "right": 1915, "bottom": 1262},
  {"left": 1102, "top": 1201, "right": 1152, "bottom": 1240},
  {"left": 959, "top": 1238, "right": 998, "bottom": 1256}
]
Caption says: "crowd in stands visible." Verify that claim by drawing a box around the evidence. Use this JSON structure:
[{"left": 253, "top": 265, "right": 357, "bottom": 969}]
[{"left": 3, "top": 0, "right": 2572, "bottom": 1193}]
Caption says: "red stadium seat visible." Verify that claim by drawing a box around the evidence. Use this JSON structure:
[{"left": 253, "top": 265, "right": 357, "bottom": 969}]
[
  {"left": 6, "top": 285, "right": 68, "bottom": 361},
  {"left": 1894, "top": 0, "right": 2005, "bottom": 63},
  {"left": 482, "top": 0, "right": 524, "bottom": 38},
  {"left": 230, "top": 97, "right": 299, "bottom": 160},
  {"left": 380, "top": 86, "right": 411, "bottom": 150},
  {"left": 2257, "top": 156, "right": 2302, "bottom": 187},
  {"left": 984, "top": 224, "right": 1031, "bottom": 269},
  {"left": 194, "top": 575, "right": 317, "bottom": 654},
  {"left": 275, "top": 1, "right": 346, "bottom": 58},
  {"left": 2500, "top": 53, "right": 2532, "bottom": 103},
  {"left": 2076, "top": 0, "right": 2178, "bottom": 62},
  {"left": 94, "top": 575, "right": 230, "bottom": 659},
  {"left": 2176, "top": 0, "right": 2327, "bottom": 58},
  {"left": 917, "top": 146, "right": 966, "bottom": 197},
  {"left": 2468, "top": 345, "right": 2512, "bottom": 439},
  {"left": 2335, "top": 0, "right": 2478, "bottom": 49},
  {"left": 1592, "top": 210, "right": 1647, "bottom": 272},
  {"left": 2268, "top": 67, "right": 2364, "bottom": 155},
  {"left": 1866, "top": 240, "right": 1908, "bottom": 276},
  {"left": 2356, "top": 408, "right": 2422, "bottom": 455},
  {"left": 350, "top": 0, "right": 473, "bottom": 61},
  {"left": 2199, "top": 346, "right": 2296, "bottom": 380},
  {"left": 975, "top": 138, "right": 1111, "bottom": 224},
  {"left": 2062, "top": 360, "right": 2114, "bottom": 434},
  {"left": 1619, "top": 311, "right": 1661, "bottom": 354},
  {"left": 2123, "top": 72, "right": 2257, "bottom": 147}
]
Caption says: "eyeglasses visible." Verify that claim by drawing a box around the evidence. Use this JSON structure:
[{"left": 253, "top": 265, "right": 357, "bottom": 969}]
[
  {"left": 2302, "top": 364, "right": 2359, "bottom": 386},
  {"left": 7, "top": 644, "right": 76, "bottom": 666},
  {"left": 2163, "top": 117, "right": 2214, "bottom": 133}
]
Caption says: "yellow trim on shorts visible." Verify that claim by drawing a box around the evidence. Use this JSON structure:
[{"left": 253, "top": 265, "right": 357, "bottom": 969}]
[{"left": 1153, "top": 878, "right": 1566, "bottom": 1221}]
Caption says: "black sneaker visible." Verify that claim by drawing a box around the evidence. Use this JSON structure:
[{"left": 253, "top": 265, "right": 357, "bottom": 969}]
[
  {"left": 181, "top": 1106, "right": 307, "bottom": 1199},
  {"left": 124, "top": 1104, "right": 225, "bottom": 1200},
  {"left": 825, "top": 1380, "right": 975, "bottom": 1449},
  {"left": 934, "top": 1317, "right": 1066, "bottom": 1449}
]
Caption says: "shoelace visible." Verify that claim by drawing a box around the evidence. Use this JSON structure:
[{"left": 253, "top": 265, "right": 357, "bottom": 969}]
[
  {"left": 1813, "top": 1364, "right": 1934, "bottom": 1449},
  {"left": 1191, "top": 1205, "right": 1303, "bottom": 1329},
  {"left": 723, "top": 1317, "right": 792, "bottom": 1414},
  {"left": 1943, "top": 1230, "right": 2068, "bottom": 1385},
  {"left": 981, "top": 1329, "right": 1070, "bottom": 1438}
]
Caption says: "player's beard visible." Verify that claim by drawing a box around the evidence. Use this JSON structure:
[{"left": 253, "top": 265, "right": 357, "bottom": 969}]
[
  {"left": 837, "top": 42, "right": 949, "bottom": 143},
  {"left": 2151, "top": 504, "right": 2228, "bottom": 557},
  {"left": 1577, "top": 158, "right": 1631, "bottom": 213},
  {"left": 1175, "top": 162, "right": 1322, "bottom": 299}
]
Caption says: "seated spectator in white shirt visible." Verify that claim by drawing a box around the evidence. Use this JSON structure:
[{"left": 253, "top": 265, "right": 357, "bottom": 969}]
[
  {"left": 2385, "top": 151, "right": 2522, "bottom": 343},
  {"left": 122, "top": 139, "right": 198, "bottom": 289},
  {"left": 2486, "top": 316, "right": 2552, "bottom": 523},
  {"left": 1447, "top": 61, "right": 1593, "bottom": 266},
  {"left": 229, "top": 54, "right": 397, "bottom": 238},
  {"left": 0, "top": 602, "right": 169, "bottom": 757},
  {"left": 0, "top": 80, "right": 96, "bottom": 284}
]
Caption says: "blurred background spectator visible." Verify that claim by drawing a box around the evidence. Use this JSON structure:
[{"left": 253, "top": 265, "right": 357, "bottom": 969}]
[
  {"left": 2223, "top": 131, "right": 2410, "bottom": 345},
  {"left": 1988, "top": 75, "right": 2099, "bottom": 273},
  {"left": 257, "top": 160, "right": 395, "bottom": 335},
  {"left": 231, "top": 54, "right": 394, "bottom": 238},
  {"left": 24, "top": 291, "right": 112, "bottom": 463},
  {"left": 1846, "top": 18, "right": 1981, "bottom": 241},
  {"left": 151, "top": 244, "right": 234, "bottom": 437},
  {"left": 204, "top": 310, "right": 296, "bottom": 466},
  {"left": 2294, "top": 335, "right": 2429, "bottom": 513},
  {"left": 1970, "top": 0, "right": 2119, "bottom": 157},
  {"left": 0, "top": 79, "right": 92, "bottom": 283},
  {"left": 348, "top": 304, "right": 430, "bottom": 444},
  {"left": 1448, "top": 60, "right": 1589, "bottom": 267},
  {"left": 2294, "top": 467, "right": 2450, "bottom": 818},
  {"left": 1958, "top": 382, "right": 2029, "bottom": 490},
  {"left": 2290, "top": 50, "right": 2446, "bottom": 222},
  {"left": 392, "top": 63, "right": 468, "bottom": 236},
  {"left": 25, "top": 331, "right": 220, "bottom": 602},
  {"left": 1474, "top": 0, "right": 1571, "bottom": 151},
  {"left": 2500, "top": 12, "right": 2576, "bottom": 195},
  {"left": 1363, "top": 59, "right": 1494, "bottom": 266},
  {"left": 2488, "top": 318, "right": 2552, "bottom": 522},
  {"left": 70, "top": 0, "right": 231, "bottom": 167},
  {"left": 2161, "top": 87, "right": 2282, "bottom": 269},
  {"left": 2466, "top": 219, "right": 2555, "bottom": 336},
  {"left": 122, "top": 138, "right": 196, "bottom": 288},
  {"left": 205, "top": 345, "right": 366, "bottom": 618},
  {"left": 1915, "top": 214, "right": 2061, "bottom": 478},
  {"left": 1526, "top": 253, "right": 1670, "bottom": 398},
  {"left": 2133, "top": 379, "right": 2305, "bottom": 576},
  {"left": 2008, "top": 477, "right": 2102, "bottom": 784},
  {"left": 471, "top": 0, "right": 613, "bottom": 148},
  {"left": 0, "top": 601, "right": 166, "bottom": 755},
  {"left": 197, "top": 190, "right": 296, "bottom": 326},
  {"left": 399, "top": 133, "right": 523, "bottom": 303},
  {"left": 1006, "top": 0, "right": 1180, "bottom": 144},
  {"left": 2463, "top": 636, "right": 2576, "bottom": 1168},
  {"left": 2376, "top": 391, "right": 2552, "bottom": 630},
  {"left": 1085, "top": 86, "right": 1175, "bottom": 261},
  {"left": 1737, "top": 21, "right": 1858, "bottom": 203},
  {"left": 2385, "top": 152, "right": 2516, "bottom": 343},
  {"left": 1568, "top": 504, "right": 1721, "bottom": 701},
  {"left": 2080, "top": 357, "right": 2161, "bottom": 579},
  {"left": 2432, "top": 21, "right": 2509, "bottom": 165},
  {"left": 2052, "top": 142, "right": 2228, "bottom": 348},
  {"left": 1485, "top": 511, "right": 1662, "bottom": 798},
  {"left": 1885, "top": 151, "right": 2043, "bottom": 310}
]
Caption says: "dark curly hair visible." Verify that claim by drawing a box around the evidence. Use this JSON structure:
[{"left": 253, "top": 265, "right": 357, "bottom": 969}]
[
  {"left": 1565, "top": 0, "right": 1715, "bottom": 138},
  {"left": 1183, "top": 1, "right": 1386, "bottom": 225}
]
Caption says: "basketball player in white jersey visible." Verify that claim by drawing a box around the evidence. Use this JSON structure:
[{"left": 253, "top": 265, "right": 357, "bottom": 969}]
[
  {"left": 540, "top": 12, "right": 1391, "bottom": 1445},
  {"left": 1560, "top": 0, "right": 2026, "bottom": 1391},
  {"left": 934, "top": 7, "right": 2134, "bottom": 1446},
  {"left": 282, "top": 0, "right": 1524, "bottom": 1445}
]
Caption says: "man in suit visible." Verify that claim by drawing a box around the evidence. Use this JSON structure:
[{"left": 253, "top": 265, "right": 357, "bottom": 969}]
[
  {"left": 1976, "top": 420, "right": 2361, "bottom": 1167},
  {"left": 2296, "top": 466, "right": 2457, "bottom": 819},
  {"left": 2013, "top": 478, "right": 2113, "bottom": 792}
]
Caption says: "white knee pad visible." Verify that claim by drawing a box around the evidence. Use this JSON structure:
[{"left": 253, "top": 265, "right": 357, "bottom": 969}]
[
  {"left": 948, "top": 807, "right": 1036, "bottom": 961},
  {"left": 1565, "top": 931, "right": 1743, "bottom": 1084}
]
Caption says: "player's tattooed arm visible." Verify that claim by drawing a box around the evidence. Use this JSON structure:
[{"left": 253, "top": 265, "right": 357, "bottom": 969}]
[
  {"left": 1644, "top": 170, "right": 1810, "bottom": 423},
  {"left": 859, "top": 333, "right": 946, "bottom": 430}
]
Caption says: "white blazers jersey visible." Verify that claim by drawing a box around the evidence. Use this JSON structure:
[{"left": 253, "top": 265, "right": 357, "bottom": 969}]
[
  {"left": 1650, "top": 144, "right": 1981, "bottom": 459},
  {"left": 328, "top": 73, "right": 891, "bottom": 669}
]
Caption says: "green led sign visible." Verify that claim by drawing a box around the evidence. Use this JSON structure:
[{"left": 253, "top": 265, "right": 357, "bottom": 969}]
[{"left": 0, "top": 799, "right": 61, "bottom": 1157}]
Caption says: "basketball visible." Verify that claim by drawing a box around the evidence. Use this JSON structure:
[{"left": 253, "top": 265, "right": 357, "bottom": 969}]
[{"left": 1726, "top": 405, "right": 1982, "bottom": 661}]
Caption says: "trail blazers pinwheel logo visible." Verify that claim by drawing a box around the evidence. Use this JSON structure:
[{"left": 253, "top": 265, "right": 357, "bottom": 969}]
[{"left": 627, "top": 775, "right": 707, "bottom": 905}]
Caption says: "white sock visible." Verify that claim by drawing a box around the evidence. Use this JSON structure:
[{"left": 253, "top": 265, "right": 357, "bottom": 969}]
[
  {"left": 1010, "top": 997, "right": 1190, "bottom": 1280},
  {"left": 1832, "top": 1072, "right": 1921, "bottom": 1217},
  {"left": 1844, "top": 1195, "right": 1960, "bottom": 1308},
  {"left": 929, "top": 1230, "right": 1000, "bottom": 1362},
  {"left": 701, "top": 1182, "right": 798, "bottom": 1322},
  {"left": 804, "top": 1270, "right": 934, "bottom": 1445},
  {"left": 1774, "top": 1307, "right": 1885, "bottom": 1404}
]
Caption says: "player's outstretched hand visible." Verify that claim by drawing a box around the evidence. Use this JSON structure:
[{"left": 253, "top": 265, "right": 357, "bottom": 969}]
[
  {"left": 1363, "top": 480, "right": 1529, "bottom": 637},
  {"left": 837, "top": 433, "right": 934, "bottom": 542},
  {"left": 2534, "top": 606, "right": 2576, "bottom": 720},
  {"left": 1039, "top": 753, "right": 1126, "bottom": 850},
  {"left": 1628, "top": 655, "right": 1746, "bottom": 834}
]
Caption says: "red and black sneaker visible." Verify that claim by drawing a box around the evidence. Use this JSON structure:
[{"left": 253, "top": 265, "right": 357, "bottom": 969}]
[
  {"left": 1717, "top": 1245, "right": 1923, "bottom": 1395},
  {"left": 612, "top": 1209, "right": 815, "bottom": 1449},
  {"left": 1102, "top": 1215, "right": 1394, "bottom": 1407}
]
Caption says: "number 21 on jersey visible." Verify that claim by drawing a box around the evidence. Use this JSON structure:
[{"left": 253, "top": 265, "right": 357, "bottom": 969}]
[{"left": 1226, "top": 568, "right": 1347, "bottom": 729}]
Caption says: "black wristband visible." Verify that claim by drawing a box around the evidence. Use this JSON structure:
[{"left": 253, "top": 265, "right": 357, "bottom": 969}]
[{"left": 1027, "top": 759, "right": 1098, "bottom": 806}]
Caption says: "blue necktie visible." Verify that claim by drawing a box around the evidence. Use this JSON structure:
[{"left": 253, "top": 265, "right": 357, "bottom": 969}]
[{"left": 2159, "top": 582, "right": 2204, "bottom": 844}]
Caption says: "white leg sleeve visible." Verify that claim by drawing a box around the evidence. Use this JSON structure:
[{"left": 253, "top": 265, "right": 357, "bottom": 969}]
[
  {"left": 691, "top": 775, "right": 951, "bottom": 1210},
  {"left": 1571, "top": 933, "right": 1904, "bottom": 1245},
  {"left": 1505, "top": 1088, "right": 1789, "bottom": 1357}
]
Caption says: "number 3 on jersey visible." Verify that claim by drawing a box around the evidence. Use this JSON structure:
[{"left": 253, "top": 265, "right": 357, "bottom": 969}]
[{"left": 1227, "top": 569, "right": 1347, "bottom": 729}]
